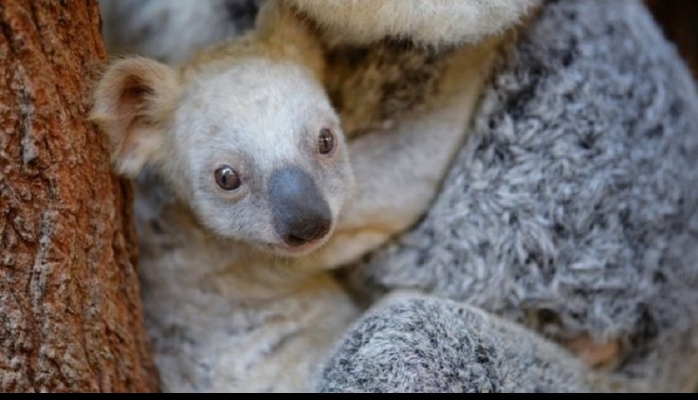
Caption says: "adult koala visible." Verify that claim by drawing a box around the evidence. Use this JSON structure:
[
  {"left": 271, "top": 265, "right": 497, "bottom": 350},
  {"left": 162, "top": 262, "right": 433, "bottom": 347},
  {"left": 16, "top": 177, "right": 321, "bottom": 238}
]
[{"left": 99, "top": 0, "right": 698, "bottom": 393}]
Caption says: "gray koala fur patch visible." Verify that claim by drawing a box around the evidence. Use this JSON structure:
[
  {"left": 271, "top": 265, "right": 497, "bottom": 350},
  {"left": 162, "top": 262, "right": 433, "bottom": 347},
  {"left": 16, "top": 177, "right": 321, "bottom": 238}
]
[
  {"left": 337, "top": 0, "right": 698, "bottom": 392},
  {"left": 319, "top": 294, "right": 594, "bottom": 393}
]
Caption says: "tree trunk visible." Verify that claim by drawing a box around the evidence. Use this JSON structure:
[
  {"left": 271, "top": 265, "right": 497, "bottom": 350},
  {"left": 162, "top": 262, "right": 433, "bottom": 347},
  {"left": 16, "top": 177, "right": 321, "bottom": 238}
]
[{"left": 0, "top": 0, "right": 159, "bottom": 392}]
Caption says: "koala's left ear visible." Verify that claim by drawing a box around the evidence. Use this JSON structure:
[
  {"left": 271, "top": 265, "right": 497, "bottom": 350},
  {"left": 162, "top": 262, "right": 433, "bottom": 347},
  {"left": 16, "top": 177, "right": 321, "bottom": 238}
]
[{"left": 91, "top": 56, "right": 180, "bottom": 178}]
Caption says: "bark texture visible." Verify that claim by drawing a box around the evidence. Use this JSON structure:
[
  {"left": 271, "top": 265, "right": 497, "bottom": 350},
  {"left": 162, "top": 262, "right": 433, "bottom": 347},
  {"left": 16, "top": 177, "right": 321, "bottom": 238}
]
[{"left": 0, "top": 0, "right": 159, "bottom": 392}]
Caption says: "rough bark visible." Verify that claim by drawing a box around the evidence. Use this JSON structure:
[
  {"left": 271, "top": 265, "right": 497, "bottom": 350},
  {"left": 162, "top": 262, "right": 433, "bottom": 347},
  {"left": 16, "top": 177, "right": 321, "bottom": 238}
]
[{"left": 0, "top": 0, "right": 159, "bottom": 392}]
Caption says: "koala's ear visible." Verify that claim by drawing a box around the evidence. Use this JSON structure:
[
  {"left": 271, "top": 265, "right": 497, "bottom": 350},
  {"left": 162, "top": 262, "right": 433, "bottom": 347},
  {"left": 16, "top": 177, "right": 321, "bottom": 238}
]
[{"left": 91, "top": 57, "right": 180, "bottom": 178}]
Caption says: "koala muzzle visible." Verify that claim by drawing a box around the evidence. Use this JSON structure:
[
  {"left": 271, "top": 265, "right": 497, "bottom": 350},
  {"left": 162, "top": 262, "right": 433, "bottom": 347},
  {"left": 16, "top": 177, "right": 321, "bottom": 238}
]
[{"left": 269, "top": 166, "right": 332, "bottom": 247}]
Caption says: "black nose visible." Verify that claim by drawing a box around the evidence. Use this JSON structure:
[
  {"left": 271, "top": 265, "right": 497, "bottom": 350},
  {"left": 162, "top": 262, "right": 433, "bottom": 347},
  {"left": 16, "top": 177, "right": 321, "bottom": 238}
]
[
  {"left": 283, "top": 219, "right": 331, "bottom": 247},
  {"left": 268, "top": 167, "right": 332, "bottom": 247}
]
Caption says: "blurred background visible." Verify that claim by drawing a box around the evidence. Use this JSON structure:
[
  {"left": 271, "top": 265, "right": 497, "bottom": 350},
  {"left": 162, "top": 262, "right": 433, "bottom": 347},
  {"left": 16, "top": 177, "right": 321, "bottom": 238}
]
[{"left": 645, "top": 0, "right": 698, "bottom": 78}]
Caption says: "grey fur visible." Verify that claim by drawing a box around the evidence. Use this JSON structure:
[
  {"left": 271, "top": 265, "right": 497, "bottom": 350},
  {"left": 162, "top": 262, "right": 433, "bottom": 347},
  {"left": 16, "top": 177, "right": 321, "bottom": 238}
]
[
  {"left": 336, "top": 0, "right": 698, "bottom": 392},
  {"left": 319, "top": 294, "right": 594, "bottom": 393}
]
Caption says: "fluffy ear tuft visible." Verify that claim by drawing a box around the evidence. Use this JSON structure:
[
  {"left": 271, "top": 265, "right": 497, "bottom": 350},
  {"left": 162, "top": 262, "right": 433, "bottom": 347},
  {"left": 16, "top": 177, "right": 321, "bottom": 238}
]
[{"left": 91, "top": 56, "right": 180, "bottom": 178}]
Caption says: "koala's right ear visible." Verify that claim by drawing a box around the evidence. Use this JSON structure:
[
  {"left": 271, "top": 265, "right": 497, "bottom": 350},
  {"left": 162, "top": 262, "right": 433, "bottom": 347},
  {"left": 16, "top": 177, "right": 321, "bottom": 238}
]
[{"left": 91, "top": 57, "right": 180, "bottom": 178}]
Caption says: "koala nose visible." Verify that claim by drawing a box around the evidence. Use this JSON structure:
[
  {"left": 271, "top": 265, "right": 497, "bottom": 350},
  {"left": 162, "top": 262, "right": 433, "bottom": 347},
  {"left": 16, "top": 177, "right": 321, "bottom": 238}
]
[
  {"left": 283, "top": 219, "right": 331, "bottom": 248},
  {"left": 269, "top": 166, "right": 332, "bottom": 247}
]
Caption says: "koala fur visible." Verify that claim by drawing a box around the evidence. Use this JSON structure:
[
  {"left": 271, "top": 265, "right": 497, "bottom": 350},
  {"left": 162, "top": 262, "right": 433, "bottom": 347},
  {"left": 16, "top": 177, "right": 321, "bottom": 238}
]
[
  {"left": 98, "top": 0, "right": 698, "bottom": 393},
  {"left": 94, "top": 0, "right": 496, "bottom": 392},
  {"left": 334, "top": 0, "right": 698, "bottom": 393},
  {"left": 283, "top": 0, "right": 542, "bottom": 47}
]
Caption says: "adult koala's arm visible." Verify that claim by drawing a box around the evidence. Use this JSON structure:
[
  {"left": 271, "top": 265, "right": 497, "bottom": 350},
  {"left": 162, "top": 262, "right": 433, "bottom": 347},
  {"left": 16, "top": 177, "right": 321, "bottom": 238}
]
[
  {"left": 340, "top": 0, "right": 698, "bottom": 393},
  {"left": 283, "top": 0, "right": 542, "bottom": 47}
]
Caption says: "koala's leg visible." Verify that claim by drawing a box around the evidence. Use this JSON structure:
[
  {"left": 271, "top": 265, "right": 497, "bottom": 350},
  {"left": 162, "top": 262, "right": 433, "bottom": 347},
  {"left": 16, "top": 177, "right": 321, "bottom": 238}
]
[
  {"left": 317, "top": 292, "right": 642, "bottom": 393},
  {"left": 313, "top": 40, "right": 504, "bottom": 269},
  {"left": 312, "top": 108, "right": 470, "bottom": 267}
]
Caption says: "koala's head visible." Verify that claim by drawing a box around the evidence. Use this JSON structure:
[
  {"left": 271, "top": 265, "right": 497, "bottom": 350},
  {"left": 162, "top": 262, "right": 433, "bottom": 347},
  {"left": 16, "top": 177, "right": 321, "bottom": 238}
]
[{"left": 91, "top": 55, "right": 353, "bottom": 257}]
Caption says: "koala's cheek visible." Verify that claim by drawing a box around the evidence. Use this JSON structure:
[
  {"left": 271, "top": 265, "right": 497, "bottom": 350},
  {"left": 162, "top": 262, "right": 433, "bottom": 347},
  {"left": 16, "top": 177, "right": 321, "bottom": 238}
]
[
  {"left": 218, "top": 200, "right": 279, "bottom": 246},
  {"left": 327, "top": 188, "right": 348, "bottom": 222},
  {"left": 187, "top": 194, "right": 241, "bottom": 240},
  {"left": 332, "top": 168, "right": 355, "bottom": 216}
]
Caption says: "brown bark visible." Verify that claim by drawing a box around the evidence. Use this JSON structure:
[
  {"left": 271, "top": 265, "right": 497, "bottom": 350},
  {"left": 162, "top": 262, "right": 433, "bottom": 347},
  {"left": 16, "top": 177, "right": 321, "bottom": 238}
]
[{"left": 0, "top": 0, "right": 159, "bottom": 392}]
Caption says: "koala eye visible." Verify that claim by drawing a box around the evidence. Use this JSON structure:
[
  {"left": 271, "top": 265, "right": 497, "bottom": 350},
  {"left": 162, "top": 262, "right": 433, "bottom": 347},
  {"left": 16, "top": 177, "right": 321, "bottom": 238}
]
[
  {"left": 318, "top": 128, "right": 335, "bottom": 156},
  {"left": 215, "top": 166, "right": 241, "bottom": 191}
]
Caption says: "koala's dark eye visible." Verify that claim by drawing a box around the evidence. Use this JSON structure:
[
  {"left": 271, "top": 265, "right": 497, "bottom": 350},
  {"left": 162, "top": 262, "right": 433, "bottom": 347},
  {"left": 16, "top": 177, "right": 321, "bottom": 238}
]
[
  {"left": 215, "top": 166, "right": 241, "bottom": 191},
  {"left": 318, "top": 128, "right": 335, "bottom": 155}
]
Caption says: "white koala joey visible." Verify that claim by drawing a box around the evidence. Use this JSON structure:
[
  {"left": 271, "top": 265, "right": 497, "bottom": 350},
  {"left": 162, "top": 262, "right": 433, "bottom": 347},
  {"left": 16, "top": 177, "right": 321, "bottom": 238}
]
[{"left": 92, "top": 0, "right": 494, "bottom": 392}]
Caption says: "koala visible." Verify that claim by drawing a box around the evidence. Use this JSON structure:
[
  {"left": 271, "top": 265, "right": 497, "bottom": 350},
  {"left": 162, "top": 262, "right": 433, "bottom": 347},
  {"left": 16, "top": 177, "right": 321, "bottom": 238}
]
[
  {"left": 98, "top": 0, "right": 698, "bottom": 393},
  {"left": 93, "top": 0, "right": 492, "bottom": 392},
  {"left": 97, "top": 1, "right": 522, "bottom": 267}
]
